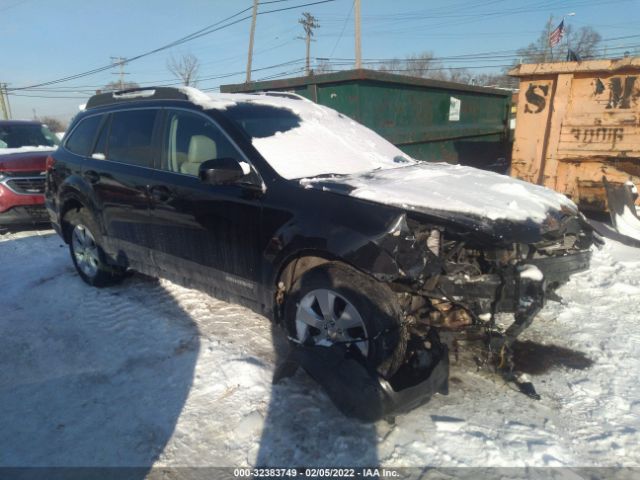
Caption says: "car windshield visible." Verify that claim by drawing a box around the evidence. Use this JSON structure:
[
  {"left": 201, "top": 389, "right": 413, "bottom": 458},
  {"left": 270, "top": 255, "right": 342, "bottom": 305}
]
[
  {"left": 224, "top": 97, "right": 414, "bottom": 180},
  {"left": 0, "top": 123, "right": 60, "bottom": 149}
]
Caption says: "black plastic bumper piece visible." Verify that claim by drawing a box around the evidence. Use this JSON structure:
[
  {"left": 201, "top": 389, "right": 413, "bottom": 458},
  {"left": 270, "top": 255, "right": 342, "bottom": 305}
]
[
  {"left": 0, "top": 205, "right": 50, "bottom": 226},
  {"left": 290, "top": 344, "right": 449, "bottom": 423},
  {"left": 528, "top": 250, "right": 592, "bottom": 286}
]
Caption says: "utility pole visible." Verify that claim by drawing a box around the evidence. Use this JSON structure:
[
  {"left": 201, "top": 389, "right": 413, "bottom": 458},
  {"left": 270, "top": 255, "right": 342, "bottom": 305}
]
[
  {"left": 4, "top": 85, "right": 11, "bottom": 119},
  {"left": 299, "top": 12, "right": 319, "bottom": 76},
  {"left": 246, "top": 0, "right": 259, "bottom": 83},
  {"left": 354, "top": 0, "right": 362, "bottom": 69},
  {"left": 110, "top": 56, "right": 129, "bottom": 90},
  {"left": 0, "top": 84, "right": 9, "bottom": 120}
]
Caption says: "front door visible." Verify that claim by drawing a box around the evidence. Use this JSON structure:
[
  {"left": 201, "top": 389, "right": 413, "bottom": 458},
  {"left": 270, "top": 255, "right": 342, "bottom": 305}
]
[{"left": 147, "top": 108, "right": 263, "bottom": 302}]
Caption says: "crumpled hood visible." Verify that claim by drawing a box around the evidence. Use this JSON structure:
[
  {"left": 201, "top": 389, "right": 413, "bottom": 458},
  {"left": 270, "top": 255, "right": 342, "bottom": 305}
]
[{"left": 301, "top": 162, "right": 581, "bottom": 243}]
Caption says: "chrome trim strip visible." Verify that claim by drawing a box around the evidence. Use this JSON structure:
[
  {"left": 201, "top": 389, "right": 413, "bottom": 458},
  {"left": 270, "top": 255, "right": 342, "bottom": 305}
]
[{"left": 0, "top": 176, "right": 46, "bottom": 195}]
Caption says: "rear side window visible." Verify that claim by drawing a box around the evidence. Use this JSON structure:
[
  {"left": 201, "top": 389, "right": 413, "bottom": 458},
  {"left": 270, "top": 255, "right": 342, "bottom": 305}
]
[
  {"left": 107, "top": 110, "right": 157, "bottom": 167},
  {"left": 65, "top": 115, "right": 102, "bottom": 156},
  {"left": 92, "top": 115, "right": 111, "bottom": 159}
]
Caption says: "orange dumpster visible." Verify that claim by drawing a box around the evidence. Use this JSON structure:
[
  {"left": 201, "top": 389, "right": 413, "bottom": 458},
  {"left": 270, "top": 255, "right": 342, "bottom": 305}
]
[{"left": 509, "top": 57, "right": 640, "bottom": 212}]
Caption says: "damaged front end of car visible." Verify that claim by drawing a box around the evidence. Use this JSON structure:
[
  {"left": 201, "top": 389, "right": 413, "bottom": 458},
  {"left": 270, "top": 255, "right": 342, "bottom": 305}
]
[
  {"left": 278, "top": 209, "right": 596, "bottom": 421},
  {"left": 381, "top": 211, "right": 594, "bottom": 340},
  {"left": 375, "top": 210, "right": 595, "bottom": 405}
]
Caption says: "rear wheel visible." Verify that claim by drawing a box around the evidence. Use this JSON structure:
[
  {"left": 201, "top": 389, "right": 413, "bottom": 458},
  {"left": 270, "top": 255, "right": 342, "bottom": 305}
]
[
  {"left": 284, "top": 262, "right": 407, "bottom": 378},
  {"left": 65, "top": 208, "right": 125, "bottom": 287}
]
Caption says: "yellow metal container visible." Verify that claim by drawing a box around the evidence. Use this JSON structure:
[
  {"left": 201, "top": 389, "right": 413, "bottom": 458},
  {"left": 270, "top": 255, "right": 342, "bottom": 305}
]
[{"left": 509, "top": 57, "right": 640, "bottom": 212}]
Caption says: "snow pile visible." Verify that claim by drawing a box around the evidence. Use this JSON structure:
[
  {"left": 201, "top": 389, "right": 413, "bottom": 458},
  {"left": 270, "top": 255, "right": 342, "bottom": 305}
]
[{"left": 303, "top": 162, "right": 577, "bottom": 223}]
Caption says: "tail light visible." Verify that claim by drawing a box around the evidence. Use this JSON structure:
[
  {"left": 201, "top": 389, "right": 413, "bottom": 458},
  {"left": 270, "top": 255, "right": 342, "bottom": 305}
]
[{"left": 45, "top": 155, "right": 56, "bottom": 172}]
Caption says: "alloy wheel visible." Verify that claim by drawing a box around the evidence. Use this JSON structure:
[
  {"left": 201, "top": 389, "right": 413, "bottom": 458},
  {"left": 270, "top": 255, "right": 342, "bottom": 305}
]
[
  {"left": 71, "top": 224, "right": 100, "bottom": 279},
  {"left": 295, "top": 288, "right": 369, "bottom": 356}
]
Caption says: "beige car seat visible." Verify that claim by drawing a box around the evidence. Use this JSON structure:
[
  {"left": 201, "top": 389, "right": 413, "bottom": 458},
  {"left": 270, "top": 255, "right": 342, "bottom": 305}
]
[{"left": 180, "top": 135, "right": 217, "bottom": 176}]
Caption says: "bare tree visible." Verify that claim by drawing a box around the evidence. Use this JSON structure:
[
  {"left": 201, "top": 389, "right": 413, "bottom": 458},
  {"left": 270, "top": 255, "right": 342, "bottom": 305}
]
[
  {"left": 378, "top": 51, "right": 448, "bottom": 79},
  {"left": 378, "top": 57, "right": 403, "bottom": 74},
  {"left": 515, "top": 25, "right": 602, "bottom": 63},
  {"left": 569, "top": 26, "right": 602, "bottom": 59},
  {"left": 472, "top": 72, "right": 518, "bottom": 89},
  {"left": 39, "top": 116, "right": 67, "bottom": 133},
  {"left": 101, "top": 81, "right": 140, "bottom": 92},
  {"left": 315, "top": 58, "right": 333, "bottom": 74},
  {"left": 167, "top": 53, "right": 200, "bottom": 86},
  {"left": 446, "top": 68, "right": 473, "bottom": 84},
  {"left": 378, "top": 52, "right": 483, "bottom": 83}
]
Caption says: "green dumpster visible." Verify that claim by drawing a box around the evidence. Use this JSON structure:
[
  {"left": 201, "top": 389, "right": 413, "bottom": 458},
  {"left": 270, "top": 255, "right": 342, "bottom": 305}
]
[{"left": 221, "top": 69, "right": 512, "bottom": 172}]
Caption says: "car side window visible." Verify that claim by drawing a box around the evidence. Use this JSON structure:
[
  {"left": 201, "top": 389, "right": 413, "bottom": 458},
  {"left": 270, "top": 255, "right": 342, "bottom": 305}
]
[
  {"left": 162, "top": 110, "right": 244, "bottom": 177},
  {"left": 65, "top": 115, "right": 102, "bottom": 156},
  {"left": 91, "top": 115, "right": 111, "bottom": 160},
  {"left": 107, "top": 109, "right": 158, "bottom": 167}
]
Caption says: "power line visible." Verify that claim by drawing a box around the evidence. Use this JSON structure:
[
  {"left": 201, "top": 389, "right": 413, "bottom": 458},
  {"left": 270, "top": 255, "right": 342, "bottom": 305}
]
[
  {"left": 7, "top": 0, "right": 337, "bottom": 92},
  {"left": 6, "top": 59, "right": 308, "bottom": 99}
]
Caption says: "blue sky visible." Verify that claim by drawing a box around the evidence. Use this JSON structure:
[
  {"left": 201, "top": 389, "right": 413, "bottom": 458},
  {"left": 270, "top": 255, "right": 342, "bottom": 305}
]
[{"left": 1, "top": 0, "right": 639, "bottom": 122}]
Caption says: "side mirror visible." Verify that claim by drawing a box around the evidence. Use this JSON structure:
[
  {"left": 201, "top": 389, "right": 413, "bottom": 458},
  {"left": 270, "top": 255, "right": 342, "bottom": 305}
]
[{"left": 198, "top": 158, "right": 248, "bottom": 186}]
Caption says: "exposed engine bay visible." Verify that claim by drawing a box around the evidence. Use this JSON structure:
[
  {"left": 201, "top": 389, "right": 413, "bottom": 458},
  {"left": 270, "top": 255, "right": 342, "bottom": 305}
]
[{"left": 276, "top": 210, "right": 598, "bottom": 421}]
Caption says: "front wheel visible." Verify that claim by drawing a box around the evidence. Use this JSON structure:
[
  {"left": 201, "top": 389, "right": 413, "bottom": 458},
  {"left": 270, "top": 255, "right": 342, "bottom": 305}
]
[
  {"left": 65, "top": 208, "right": 125, "bottom": 287},
  {"left": 284, "top": 262, "right": 407, "bottom": 378}
]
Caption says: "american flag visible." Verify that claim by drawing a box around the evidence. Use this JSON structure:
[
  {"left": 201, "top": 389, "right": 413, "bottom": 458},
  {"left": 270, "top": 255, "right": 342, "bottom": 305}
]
[{"left": 549, "top": 20, "right": 565, "bottom": 47}]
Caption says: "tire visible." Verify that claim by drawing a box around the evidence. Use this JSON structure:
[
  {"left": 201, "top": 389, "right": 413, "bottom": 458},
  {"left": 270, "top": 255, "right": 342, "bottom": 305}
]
[
  {"left": 284, "top": 262, "right": 407, "bottom": 378},
  {"left": 64, "top": 207, "right": 125, "bottom": 287}
]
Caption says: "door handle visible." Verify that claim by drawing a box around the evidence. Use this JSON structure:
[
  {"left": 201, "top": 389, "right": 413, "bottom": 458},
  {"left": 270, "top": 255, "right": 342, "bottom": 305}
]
[
  {"left": 83, "top": 170, "right": 100, "bottom": 183},
  {"left": 148, "top": 185, "right": 173, "bottom": 202}
]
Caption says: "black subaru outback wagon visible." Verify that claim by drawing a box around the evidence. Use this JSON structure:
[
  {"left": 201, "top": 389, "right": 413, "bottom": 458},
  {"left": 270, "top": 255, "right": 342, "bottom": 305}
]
[{"left": 46, "top": 87, "right": 596, "bottom": 420}]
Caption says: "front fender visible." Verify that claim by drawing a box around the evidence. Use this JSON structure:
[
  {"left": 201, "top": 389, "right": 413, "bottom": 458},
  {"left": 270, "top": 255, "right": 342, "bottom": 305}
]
[{"left": 267, "top": 211, "right": 436, "bottom": 290}]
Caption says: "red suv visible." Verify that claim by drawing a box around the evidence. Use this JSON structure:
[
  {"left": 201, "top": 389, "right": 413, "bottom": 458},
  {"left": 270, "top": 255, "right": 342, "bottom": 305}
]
[{"left": 0, "top": 120, "right": 59, "bottom": 226}]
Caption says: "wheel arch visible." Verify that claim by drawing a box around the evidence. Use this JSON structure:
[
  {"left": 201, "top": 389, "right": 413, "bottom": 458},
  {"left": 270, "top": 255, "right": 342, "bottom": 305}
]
[
  {"left": 58, "top": 184, "right": 101, "bottom": 243},
  {"left": 273, "top": 249, "right": 380, "bottom": 324}
]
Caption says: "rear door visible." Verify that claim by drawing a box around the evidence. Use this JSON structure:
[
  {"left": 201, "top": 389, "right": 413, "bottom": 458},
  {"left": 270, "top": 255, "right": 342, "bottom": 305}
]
[
  {"left": 85, "top": 108, "right": 161, "bottom": 267},
  {"left": 146, "top": 108, "right": 263, "bottom": 300}
]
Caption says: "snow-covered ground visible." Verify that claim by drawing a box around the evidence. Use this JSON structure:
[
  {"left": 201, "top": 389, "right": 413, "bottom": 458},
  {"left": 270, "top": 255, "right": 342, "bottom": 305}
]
[{"left": 1, "top": 228, "right": 639, "bottom": 468}]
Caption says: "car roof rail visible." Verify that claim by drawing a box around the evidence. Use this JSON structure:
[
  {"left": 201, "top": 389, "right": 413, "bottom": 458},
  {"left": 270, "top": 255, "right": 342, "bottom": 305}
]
[
  {"left": 85, "top": 87, "right": 189, "bottom": 109},
  {"left": 247, "top": 91, "right": 311, "bottom": 102}
]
